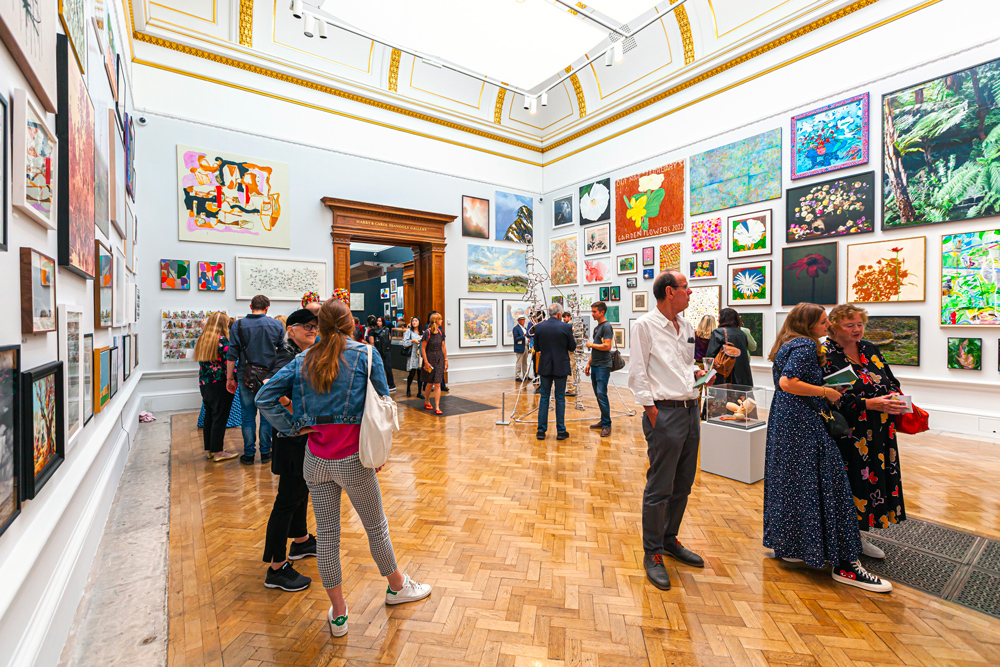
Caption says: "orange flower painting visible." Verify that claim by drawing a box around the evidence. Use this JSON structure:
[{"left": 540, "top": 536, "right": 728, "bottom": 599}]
[
  {"left": 847, "top": 237, "right": 925, "bottom": 303},
  {"left": 549, "top": 233, "right": 578, "bottom": 286}
]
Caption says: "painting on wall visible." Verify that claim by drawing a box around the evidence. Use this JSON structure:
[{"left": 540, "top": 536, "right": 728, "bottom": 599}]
[
  {"left": 459, "top": 299, "right": 497, "bottom": 348},
  {"left": 467, "top": 244, "right": 528, "bottom": 293},
  {"left": 659, "top": 243, "right": 680, "bottom": 273},
  {"left": 689, "top": 128, "right": 781, "bottom": 215},
  {"left": 579, "top": 179, "right": 610, "bottom": 225},
  {"left": 866, "top": 316, "right": 920, "bottom": 367},
  {"left": 58, "top": 306, "right": 83, "bottom": 447},
  {"left": 495, "top": 190, "right": 533, "bottom": 243},
  {"left": 727, "top": 210, "right": 771, "bottom": 259},
  {"left": 160, "top": 259, "right": 190, "bottom": 290},
  {"left": 113, "top": 248, "right": 125, "bottom": 327},
  {"left": 729, "top": 260, "right": 772, "bottom": 306},
  {"left": 599, "top": 287, "right": 609, "bottom": 301},
  {"left": 791, "top": 92, "right": 869, "bottom": 180},
  {"left": 109, "top": 345, "right": 118, "bottom": 398},
  {"left": 502, "top": 299, "right": 529, "bottom": 346},
  {"left": 883, "top": 56, "right": 1000, "bottom": 229},
  {"left": 0, "top": 0, "right": 57, "bottom": 112},
  {"left": 0, "top": 346, "right": 20, "bottom": 537},
  {"left": 740, "top": 313, "right": 764, "bottom": 357},
  {"left": 632, "top": 291, "right": 648, "bottom": 311},
  {"left": 610, "top": 286, "right": 621, "bottom": 301},
  {"left": 941, "top": 229, "right": 1000, "bottom": 326},
  {"left": 584, "top": 257, "right": 611, "bottom": 285},
  {"left": 19, "top": 248, "right": 57, "bottom": 334},
  {"left": 58, "top": 0, "right": 86, "bottom": 74},
  {"left": 626, "top": 277, "right": 637, "bottom": 288},
  {"left": 125, "top": 204, "right": 134, "bottom": 271},
  {"left": 82, "top": 334, "right": 92, "bottom": 424},
  {"left": 0, "top": 94, "right": 6, "bottom": 251},
  {"left": 198, "top": 261, "right": 226, "bottom": 291},
  {"left": 847, "top": 236, "right": 925, "bottom": 303},
  {"left": 56, "top": 34, "right": 95, "bottom": 279},
  {"left": 549, "top": 233, "right": 578, "bottom": 286},
  {"left": 584, "top": 222, "right": 610, "bottom": 256},
  {"left": 12, "top": 89, "right": 57, "bottom": 230},
  {"left": 947, "top": 338, "right": 982, "bottom": 370},
  {"left": 642, "top": 247, "right": 654, "bottom": 266},
  {"left": 95, "top": 346, "right": 109, "bottom": 411},
  {"left": 95, "top": 240, "right": 112, "bottom": 328},
  {"left": 553, "top": 195, "right": 573, "bottom": 227},
  {"left": 786, "top": 171, "right": 875, "bottom": 242},
  {"left": 782, "top": 242, "right": 838, "bottom": 307},
  {"left": 94, "top": 109, "right": 111, "bottom": 238},
  {"left": 461, "top": 195, "right": 489, "bottom": 238},
  {"left": 691, "top": 217, "right": 722, "bottom": 253},
  {"left": 689, "top": 259, "right": 716, "bottom": 280},
  {"left": 20, "top": 361, "right": 64, "bottom": 499},
  {"left": 161, "top": 310, "right": 212, "bottom": 362},
  {"left": 617, "top": 253, "right": 637, "bottom": 275},
  {"left": 606, "top": 305, "right": 620, "bottom": 324},
  {"left": 614, "top": 162, "right": 684, "bottom": 243},
  {"left": 685, "top": 286, "right": 721, "bottom": 326},
  {"left": 643, "top": 269, "right": 654, "bottom": 279},
  {"left": 177, "top": 145, "right": 290, "bottom": 248},
  {"left": 235, "top": 256, "right": 327, "bottom": 300},
  {"left": 112, "top": 111, "right": 125, "bottom": 234}
]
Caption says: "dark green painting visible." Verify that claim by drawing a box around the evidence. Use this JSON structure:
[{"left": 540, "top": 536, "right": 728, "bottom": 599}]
[
  {"left": 947, "top": 337, "right": 982, "bottom": 370},
  {"left": 781, "top": 242, "right": 838, "bottom": 307},
  {"left": 865, "top": 316, "right": 920, "bottom": 367},
  {"left": 740, "top": 312, "right": 763, "bottom": 357}
]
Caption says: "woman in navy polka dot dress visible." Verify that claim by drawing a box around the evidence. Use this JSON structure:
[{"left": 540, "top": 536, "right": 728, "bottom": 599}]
[{"left": 763, "top": 303, "right": 891, "bottom": 593}]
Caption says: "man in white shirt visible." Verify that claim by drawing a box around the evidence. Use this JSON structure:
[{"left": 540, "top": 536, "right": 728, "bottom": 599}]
[{"left": 628, "top": 270, "right": 711, "bottom": 591}]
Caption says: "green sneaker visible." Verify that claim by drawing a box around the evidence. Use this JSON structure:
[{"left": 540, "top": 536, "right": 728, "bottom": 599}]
[
  {"left": 327, "top": 605, "right": 348, "bottom": 637},
  {"left": 385, "top": 575, "right": 432, "bottom": 605}
]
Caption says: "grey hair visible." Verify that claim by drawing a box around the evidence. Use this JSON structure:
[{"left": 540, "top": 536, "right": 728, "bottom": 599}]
[{"left": 548, "top": 303, "right": 564, "bottom": 318}]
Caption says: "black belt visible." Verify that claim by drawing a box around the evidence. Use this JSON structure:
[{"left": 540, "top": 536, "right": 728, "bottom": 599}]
[{"left": 655, "top": 399, "right": 697, "bottom": 409}]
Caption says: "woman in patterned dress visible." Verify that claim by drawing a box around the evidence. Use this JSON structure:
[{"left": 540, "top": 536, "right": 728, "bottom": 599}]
[
  {"left": 822, "top": 304, "right": 910, "bottom": 559},
  {"left": 421, "top": 313, "right": 447, "bottom": 415},
  {"left": 763, "top": 303, "right": 891, "bottom": 593}
]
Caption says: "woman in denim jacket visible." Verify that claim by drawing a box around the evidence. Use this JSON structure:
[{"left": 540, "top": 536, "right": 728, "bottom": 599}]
[{"left": 256, "top": 299, "right": 431, "bottom": 637}]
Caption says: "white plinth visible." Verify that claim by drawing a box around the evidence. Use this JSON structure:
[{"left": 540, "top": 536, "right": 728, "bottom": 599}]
[{"left": 700, "top": 420, "right": 767, "bottom": 484}]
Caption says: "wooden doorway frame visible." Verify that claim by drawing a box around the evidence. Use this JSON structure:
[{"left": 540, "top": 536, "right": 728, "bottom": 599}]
[{"left": 321, "top": 198, "right": 454, "bottom": 324}]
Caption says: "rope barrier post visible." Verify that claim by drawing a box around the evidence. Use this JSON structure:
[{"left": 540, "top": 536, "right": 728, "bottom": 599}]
[{"left": 496, "top": 392, "right": 511, "bottom": 425}]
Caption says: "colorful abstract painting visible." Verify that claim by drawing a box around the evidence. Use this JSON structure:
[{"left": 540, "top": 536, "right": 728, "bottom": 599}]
[
  {"left": 691, "top": 217, "right": 722, "bottom": 253},
  {"left": 579, "top": 179, "right": 610, "bottom": 224},
  {"left": 461, "top": 195, "right": 489, "bottom": 238},
  {"left": 941, "top": 229, "right": 1000, "bottom": 326},
  {"left": 15, "top": 91, "right": 57, "bottom": 228},
  {"left": 615, "top": 162, "right": 684, "bottom": 243},
  {"left": 59, "top": 0, "right": 87, "bottom": 74},
  {"left": 495, "top": 191, "right": 533, "bottom": 243},
  {"left": 866, "top": 316, "right": 920, "bottom": 366},
  {"left": 791, "top": 93, "right": 869, "bottom": 180},
  {"left": 31, "top": 372, "right": 57, "bottom": 476},
  {"left": 782, "top": 242, "right": 838, "bottom": 307},
  {"left": 947, "top": 338, "right": 982, "bottom": 370},
  {"left": 468, "top": 245, "right": 528, "bottom": 293},
  {"left": 617, "top": 254, "right": 637, "bottom": 275},
  {"left": 741, "top": 313, "right": 764, "bottom": 357},
  {"left": 847, "top": 237, "right": 925, "bottom": 303},
  {"left": 160, "top": 260, "right": 190, "bottom": 290},
  {"left": 685, "top": 286, "right": 721, "bottom": 326},
  {"left": 584, "top": 257, "right": 610, "bottom": 284},
  {"left": 459, "top": 298, "right": 497, "bottom": 347},
  {"left": 553, "top": 195, "right": 573, "bottom": 227},
  {"left": 177, "top": 146, "right": 290, "bottom": 248},
  {"left": 198, "top": 261, "right": 226, "bottom": 291},
  {"left": 727, "top": 210, "right": 771, "bottom": 258},
  {"left": 729, "top": 261, "right": 771, "bottom": 305},
  {"left": 786, "top": 172, "right": 875, "bottom": 242},
  {"left": 689, "top": 129, "right": 781, "bottom": 215},
  {"left": 0, "top": 346, "right": 19, "bottom": 535},
  {"left": 690, "top": 259, "right": 716, "bottom": 280},
  {"left": 659, "top": 243, "right": 680, "bottom": 272},
  {"left": 549, "top": 233, "right": 578, "bottom": 286}
]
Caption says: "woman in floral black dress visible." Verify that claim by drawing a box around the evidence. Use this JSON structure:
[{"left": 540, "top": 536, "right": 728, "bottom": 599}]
[
  {"left": 194, "top": 311, "right": 238, "bottom": 462},
  {"left": 822, "top": 305, "right": 910, "bottom": 557}
]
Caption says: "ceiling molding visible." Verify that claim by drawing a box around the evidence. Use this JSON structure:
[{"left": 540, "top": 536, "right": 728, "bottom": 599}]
[
  {"left": 238, "top": 0, "right": 253, "bottom": 47},
  {"left": 493, "top": 88, "right": 507, "bottom": 124},
  {"left": 388, "top": 48, "right": 401, "bottom": 92},
  {"left": 566, "top": 66, "right": 586, "bottom": 117},
  {"left": 670, "top": 1, "right": 696, "bottom": 64}
]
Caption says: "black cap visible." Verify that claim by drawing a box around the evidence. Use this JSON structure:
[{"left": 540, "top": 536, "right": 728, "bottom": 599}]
[{"left": 286, "top": 309, "right": 318, "bottom": 328}]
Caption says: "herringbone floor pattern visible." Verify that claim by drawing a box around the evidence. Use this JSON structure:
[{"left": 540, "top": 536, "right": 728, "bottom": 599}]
[{"left": 168, "top": 380, "right": 1000, "bottom": 666}]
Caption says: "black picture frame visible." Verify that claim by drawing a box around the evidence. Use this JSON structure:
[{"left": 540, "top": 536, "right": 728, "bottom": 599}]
[
  {"left": 109, "top": 345, "right": 118, "bottom": 398},
  {"left": 82, "top": 333, "right": 94, "bottom": 425},
  {"left": 626, "top": 277, "right": 637, "bottom": 288},
  {"left": 123, "top": 334, "right": 131, "bottom": 382},
  {"left": 785, "top": 171, "right": 875, "bottom": 243},
  {"left": 610, "top": 286, "right": 621, "bottom": 301},
  {"left": 781, "top": 241, "right": 839, "bottom": 307},
  {"left": 866, "top": 316, "right": 921, "bottom": 367},
  {"left": 115, "top": 54, "right": 126, "bottom": 133},
  {"left": 0, "top": 93, "right": 8, "bottom": 252},
  {"left": 20, "top": 361, "right": 65, "bottom": 500},
  {"left": 0, "top": 345, "right": 21, "bottom": 535}
]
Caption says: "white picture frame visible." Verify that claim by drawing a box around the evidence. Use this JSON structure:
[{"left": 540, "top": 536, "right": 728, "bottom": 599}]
[
  {"left": 113, "top": 247, "right": 125, "bottom": 326},
  {"left": 502, "top": 299, "right": 530, "bottom": 346},
  {"left": 234, "top": 255, "right": 328, "bottom": 301},
  {"left": 12, "top": 89, "right": 58, "bottom": 230},
  {"left": 458, "top": 298, "right": 498, "bottom": 348},
  {"left": 58, "top": 304, "right": 84, "bottom": 449}
]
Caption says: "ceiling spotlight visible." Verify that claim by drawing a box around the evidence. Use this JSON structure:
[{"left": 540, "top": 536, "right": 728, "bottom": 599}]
[
  {"left": 523, "top": 95, "right": 530, "bottom": 111},
  {"left": 318, "top": 19, "right": 328, "bottom": 39},
  {"left": 541, "top": 92, "right": 548, "bottom": 107},
  {"left": 605, "top": 48, "right": 614, "bottom": 67},
  {"left": 303, "top": 13, "right": 315, "bottom": 37},
  {"left": 290, "top": 0, "right": 303, "bottom": 19},
  {"left": 529, "top": 97, "right": 537, "bottom": 114},
  {"left": 614, "top": 42, "right": 624, "bottom": 63}
]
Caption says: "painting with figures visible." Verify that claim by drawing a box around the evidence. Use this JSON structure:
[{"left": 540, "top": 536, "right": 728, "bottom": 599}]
[{"left": 13, "top": 89, "right": 58, "bottom": 230}]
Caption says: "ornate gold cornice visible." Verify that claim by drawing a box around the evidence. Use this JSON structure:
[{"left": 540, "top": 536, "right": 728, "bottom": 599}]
[
  {"left": 238, "top": 0, "right": 253, "bottom": 48},
  {"left": 493, "top": 88, "right": 506, "bottom": 124},
  {"left": 566, "top": 66, "right": 586, "bottom": 118},
  {"left": 670, "top": 0, "right": 695, "bottom": 65},
  {"left": 387, "top": 48, "right": 401, "bottom": 92}
]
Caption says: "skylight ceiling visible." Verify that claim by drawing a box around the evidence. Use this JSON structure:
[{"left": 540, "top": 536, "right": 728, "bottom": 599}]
[{"left": 316, "top": 0, "right": 660, "bottom": 91}]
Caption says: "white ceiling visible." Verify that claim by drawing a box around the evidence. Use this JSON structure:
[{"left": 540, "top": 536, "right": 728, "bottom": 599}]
[{"left": 315, "top": 0, "right": 659, "bottom": 90}]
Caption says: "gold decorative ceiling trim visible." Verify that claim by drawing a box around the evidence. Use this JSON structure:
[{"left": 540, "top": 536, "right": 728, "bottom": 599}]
[
  {"left": 387, "top": 48, "right": 401, "bottom": 92},
  {"left": 566, "top": 66, "right": 585, "bottom": 118},
  {"left": 670, "top": 0, "right": 695, "bottom": 65},
  {"left": 238, "top": 0, "right": 254, "bottom": 48},
  {"left": 130, "top": 31, "right": 542, "bottom": 153},
  {"left": 493, "top": 88, "right": 506, "bottom": 124}
]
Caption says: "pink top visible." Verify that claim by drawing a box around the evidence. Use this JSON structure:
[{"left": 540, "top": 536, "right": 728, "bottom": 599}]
[{"left": 307, "top": 424, "right": 361, "bottom": 460}]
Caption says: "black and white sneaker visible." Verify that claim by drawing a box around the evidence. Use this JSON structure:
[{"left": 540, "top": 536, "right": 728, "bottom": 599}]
[
  {"left": 264, "top": 562, "right": 311, "bottom": 592},
  {"left": 288, "top": 535, "right": 317, "bottom": 560},
  {"left": 832, "top": 560, "right": 892, "bottom": 593}
]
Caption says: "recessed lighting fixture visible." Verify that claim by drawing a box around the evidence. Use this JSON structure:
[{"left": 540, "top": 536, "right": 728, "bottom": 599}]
[
  {"left": 290, "top": 0, "right": 303, "bottom": 19},
  {"left": 541, "top": 92, "right": 548, "bottom": 107},
  {"left": 318, "top": 20, "right": 328, "bottom": 39},
  {"left": 303, "top": 13, "right": 315, "bottom": 37}
]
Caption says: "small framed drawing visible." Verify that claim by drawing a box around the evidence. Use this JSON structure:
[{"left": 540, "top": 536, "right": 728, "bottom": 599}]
[
  {"left": 235, "top": 256, "right": 327, "bottom": 301},
  {"left": 626, "top": 277, "right": 637, "bottom": 288},
  {"left": 584, "top": 222, "right": 610, "bottom": 256},
  {"left": 20, "top": 360, "right": 65, "bottom": 500},
  {"left": 553, "top": 195, "right": 573, "bottom": 227},
  {"left": 57, "top": 305, "right": 84, "bottom": 449},
  {"left": 632, "top": 291, "right": 649, "bottom": 312},
  {"left": 20, "top": 248, "right": 57, "bottom": 334},
  {"left": 642, "top": 269, "right": 654, "bottom": 279},
  {"left": 617, "top": 253, "right": 637, "bottom": 275},
  {"left": 642, "top": 247, "right": 654, "bottom": 266},
  {"left": 612, "top": 327, "right": 626, "bottom": 348},
  {"left": 727, "top": 210, "right": 771, "bottom": 259},
  {"left": 12, "top": 89, "right": 58, "bottom": 230}
]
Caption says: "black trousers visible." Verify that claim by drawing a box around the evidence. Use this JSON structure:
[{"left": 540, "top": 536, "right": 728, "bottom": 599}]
[
  {"left": 406, "top": 369, "right": 423, "bottom": 395},
  {"left": 263, "top": 435, "right": 310, "bottom": 562},
  {"left": 200, "top": 381, "right": 235, "bottom": 453},
  {"left": 380, "top": 351, "right": 396, "bottom": 388}
]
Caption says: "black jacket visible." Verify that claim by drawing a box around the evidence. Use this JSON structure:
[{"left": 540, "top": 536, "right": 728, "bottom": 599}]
[
  {"left": 705, "top": 326, "right": 754, "bottom": 387},
  {"left": 266, "top": 339, "right": 307, "bottom": 474},
  {"left": 533, "top": 317, "right": 577, "bottom": 377}
]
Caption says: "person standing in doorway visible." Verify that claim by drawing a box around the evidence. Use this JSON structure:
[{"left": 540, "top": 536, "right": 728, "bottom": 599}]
[
  {"left": 367, "top": 316, "right": 396, "bottom": 392},
  {"left": 628, "top": 271, "right": 711, "bottom": 591},
  {"left": 532, "top": 303, "right": 576, "bottom": 440},
  {"left": 585, "top": 301, "right": 613, "bottom": 438},
  {"left": 195, "top": 311, "right": 239, "bottom": 462},
  {"left": 227, "top": 295, "right": 285, "bottom": 465},
  {"left": 512, "top": 314, "right": 530, "bottom": 382},
  {"left": 402, "top": 317, "right": 424, "bottom": 398}
]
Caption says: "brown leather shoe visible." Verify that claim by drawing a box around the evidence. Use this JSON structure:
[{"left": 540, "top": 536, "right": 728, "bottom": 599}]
[
  {"left": 589, "top": 422, "right": 603, "bottom": 430},
  {"left": 600, "top": 427, "right": 611, "bottom": 437}
]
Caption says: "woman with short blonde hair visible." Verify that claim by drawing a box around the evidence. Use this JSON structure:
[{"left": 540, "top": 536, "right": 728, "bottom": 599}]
[
  {"left": 194, "top": 312, "right": 239, "bottom": 462},
  {"left": 694, "top": 314, "right": 716, "bottom": 363}
]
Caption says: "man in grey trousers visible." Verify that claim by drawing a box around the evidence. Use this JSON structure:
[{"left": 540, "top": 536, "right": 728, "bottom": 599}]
[{"left": 627, "top": 270, "right": 712, "bottom": 590}]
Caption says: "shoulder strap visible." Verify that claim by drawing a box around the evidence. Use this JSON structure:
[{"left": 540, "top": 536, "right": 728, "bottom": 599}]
[
  {"left": 366, "top": 343, "right": 373, "bottom": 377},
  {"left": 237, "top": 320, "right": 248, "bottom": 365}
]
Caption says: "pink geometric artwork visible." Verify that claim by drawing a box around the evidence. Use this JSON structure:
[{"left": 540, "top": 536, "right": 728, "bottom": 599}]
[{"left": 691, "top": 217, "right": 722, "bottom": 253}]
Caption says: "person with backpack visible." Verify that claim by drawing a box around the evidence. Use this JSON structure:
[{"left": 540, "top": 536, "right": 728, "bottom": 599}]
[{"left": 367, "top": 316, "right": 396, "bottom": 392}]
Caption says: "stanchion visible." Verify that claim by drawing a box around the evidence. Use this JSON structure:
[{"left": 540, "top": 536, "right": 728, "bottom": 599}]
[{"left": 496, "top": 393, "right": 511, "bottom": 425}]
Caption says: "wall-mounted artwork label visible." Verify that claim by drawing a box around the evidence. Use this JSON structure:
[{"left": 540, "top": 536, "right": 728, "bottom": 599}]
[
  {"left": 690, "top": 128, "right": 781, "bottom": 215},
  {"left": 941, "top": 230, "right": 1000, "bottom": 326},
  {"left": 791, "top": 92, "right": 869, "bottom": 180},
  {"left": 615, "top": 162, "right": 684, "bottom": 243},
  {"left": 177, "top": 145, "right": 290, "bottom": 248},
  {"left": 467, "top": 244, "right": 528, "bottom": 293},
  {"left": 461, "top": 195, "right": 489, "bottom": 238},
  {"left": 459, "top": 299, "right": 498, "bottom": 348},
  {"left": 495, "top": 191, "right": 533, "bottom": 243},
  {"left": 235, "top": 256, "right": 327, "bottom": 301},
  {"left": 786, "top": 172, "right": 875, "bottom": 242},
  {"left": 579, "top": 179, "right": 610, "bottom": 225}
]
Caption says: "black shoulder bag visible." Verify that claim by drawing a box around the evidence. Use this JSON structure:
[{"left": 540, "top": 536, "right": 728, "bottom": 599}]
[
  {"left": 609, "top": 326, "right": 626, "bottom": 372},
  {"left": 805, "top": 397, "right": 851, "bottom": 439},
  {"left": 238, "top": 320, "right": 273, "bottom": 394}
]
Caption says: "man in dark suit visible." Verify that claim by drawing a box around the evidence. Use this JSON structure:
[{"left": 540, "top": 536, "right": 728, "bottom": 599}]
[{"left": 533, "top": 303, "right": 577, "bottom": 440}]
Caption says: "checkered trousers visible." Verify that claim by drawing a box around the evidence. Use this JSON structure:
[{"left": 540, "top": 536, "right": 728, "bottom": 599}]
[{"left": 303, "top": 449, "right": 398, "bottom": 589}]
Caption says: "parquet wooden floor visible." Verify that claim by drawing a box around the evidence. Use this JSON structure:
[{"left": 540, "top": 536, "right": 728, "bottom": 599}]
[{"left": 168, "top": 380, "right": 1000, "bottom": 666}]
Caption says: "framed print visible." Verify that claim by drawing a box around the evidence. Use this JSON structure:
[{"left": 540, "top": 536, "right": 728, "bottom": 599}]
[
  {"left": 461, "top": 195, "right": 489, "bottom": 238},
  {"left": 502, "top": 299, "right": 530, "bottom": 346},
  {"left": 642, "top": 247, "right": 654, "bottom": 266},
  {"left": 390, "top": 278, "right": 397, "bottom": 292},
  {"left": 553, "top": 195, "right": 573, "bottom": 227},
  {"left": 467, "top": 245, "right": 528, "bottom": 293},
  {"left": 866, "top": 316, "right": 920, "bottom": 367},
  {"left": 58, "top": 0, "right": 87, "bottom": 74},
  {"left": 691, "top": 217, "right": 723, "bottom": 253},
  {"left": 95, "top": 240, "right": 112, "bottom": 328},
  {"left": 847, "top": 236, "right": 925, "bottom": 303},
  {"left": 495, "top": 190, "right": 532, "bottom": 243},
  {"left": 549, "top": 232, "right": 578, "bottom": 286},
  {"left": 383, "top": 302, "right": 390, "bottom": 317},
  {"left": 583, "top": 257, "right": 611, "bottom": 284},
  {"left": 947, "top": 338, "right": 982, "bottom": 370},
  {"left": 551, "top": 295, "right": 563, "bottom": 306},
  {"left": 125, "top": 204, "right": 134, "bottom": 271},
  {"left": 58, "top": 305, "right": 83, "bottom": 448},
  {"left": 113, "top": 248, "right": 125, "bottom": 326},
  {"left": 579, "top": 179, "right": 610, "bottom": 225},
  {"left": 642, "top": 269, "right": 654, "bottom": 279},
  {"left": 109, "top": 346, "right": 118, "bottom": 398},
  {"left": 610, "top": 286, "right": 621, "bottom": 301},
  {"left": 727, "top": 210, "right": 771, "bottom": 259},
  {"left": 690, "top": 129, "right": 781, "bottom": 215},
  {"left": 584, "top": 222, "right": 610, "bottom": 256},
  {"left": 126, "top": 273, "right": 135, "bottom": 324},
  {"left": 740, "top": 313, "right": 764, "bottom": 357},
  {"left": 791, "top": 93, "right": 870, "bottom": 180},
  {"left": 82, "top": 334, "right": 93, "bottom": 425},
  {"left": 115, "top": 55, "right": 125, "bottom": 131},
  {"left": 95, "top": 346, "right": 110, "bottom": 412},
  {"left": 235, "top": 256, "right": 328, "bottom": 300},
  {"left": 606, "top": 305, "right": 620, "bottom": 324},
  {"left": 616, "top": 253, "right": 637, "bottom": 275},
  {"left": 20, "top": 361, "right": 64, "bottom": 500},
  {"left": 612, "top": 327, "right": 626, "bottom": 348},
  {"left": 685, "top": 285, "right": 721, "bottom": 325},
  {"left": 690, "top": 259, "right": 716, "bottom": 280},
  {"left": 0, "top": 345, "right": 21, "bottom": 536},
  {"left": 20, "top": 248, "right": 57, "bottom": 334},
  {"left": 123, "top": 335, "right": 131, "bottom": 382},
  {"left": 380, "top": 288, "right": 389, "bottom": 300},
  {"left": 12, "top": 89, "right": 57, "bottom": 230},
  {"left": 615, "top": 162, "right": 685, "bottom": 243},
  {"left": 133, "top": 334, "right": 139, "bottom": 372},
  {"left": 125, "top": 115, "right": 135, "bottom": 202},
  {"left": 390, "top": 294, "right": 397, "bottom": 308},
  {"left": 941, "top": 229, "right": 1000, "bottom": 326},
  {"left": 579, "top": 292, "right": 594, "bottom": 310},
  {"left": 626, "top": 277, "right": 637, "bottom": 288},
  {"left": 599, "top": 287, "right": 609, "bottom": 301},
  {"left": 659, "top": 243, "right": 680, "bottom": 272},
  {"left": 104, "top": 11, "right": 117, "bottom": 100},
  {"left": 782, "top": 242, "right": 838, "bottom": 307},
  {"left": 198, "top": 261, "right": 226, "bottom": 291},
  {"left": 458, "top": 299, "right": 498, "bottom": 347},
  {"left": 632, "top": 291, "right": 648, "bottom": 311},
  {"left": 94, "top": 108, "right": 111, "bottom": 238},
  {"left": 729, "top": 260, "right": 772, "bottom": 306},
  {"left": 0, "top": 0, "right": 57, "bottom": 112},
  {"left": 786, "top": 171, "right": 875, "bottom": 242},
  {"left": 0, "top": 93, "right": 7, "bottom": 252}
]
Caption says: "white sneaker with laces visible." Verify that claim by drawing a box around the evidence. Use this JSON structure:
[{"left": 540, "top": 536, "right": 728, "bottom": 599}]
[
  {"left": 327, "top": 605, "right": 348, "bottom": 637},
  {"left": 832, "top": 560, "right": 892, "bottom": 593},
  {"left": 861, "top": 536, "right": 885, "bottom": 559},
  {"left": 385, "top": 575, "right": 432, "bottom": 605}
]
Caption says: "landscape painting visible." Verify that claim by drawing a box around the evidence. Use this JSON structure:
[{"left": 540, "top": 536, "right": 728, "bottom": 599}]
[
  {"left": 461, "top": 195, "right": 489, "bottom": 238},
  {"left": 786, "top": 171, "right": 875, "bottom": 242},
  {"left": 689, "top": 128, "right": 781, "bottom": 215},
  {"left": 467, "top": 244, "right": 528, "bottom": 293},
  {"left": 614, "top": 162, "right": 684, "bottom": 243},
  {"left": 579, "top": 179, "right": 610, "bottom": 224},
  {"left": 941, "top": 229, "right": 1000, "bottom": 326},
  {"left": 791, "top": 93, "right": 869, "bottom": 180},
  {"left": 458, "top": 299, "right": 497, "bottom": 348},
  {"left": 549, "top": 233, "right": 578, "bottom": 286},
  {"left": 782, "top": 242, "right": 838, "bottom": 307},
  {"left": 866, "top": 316, "right": 920, "bottom": 367},
  {"left": 847, "top": 236, "right": 925, "bottom": 303},
  {"left": 495, "top": 190, "right": 533, "bottom": 243}
]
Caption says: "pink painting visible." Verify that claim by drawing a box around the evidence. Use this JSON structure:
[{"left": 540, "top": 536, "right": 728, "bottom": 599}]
[
  {"left": 691, "top": 217, "right": 722, "bottom": 253},
  {"left": 584, "top": 258, "right": 610, "bottom": 284}
]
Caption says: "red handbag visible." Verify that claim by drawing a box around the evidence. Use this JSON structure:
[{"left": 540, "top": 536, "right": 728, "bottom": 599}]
[{"left": 896, "top": 403, "right": 929, "bottom": 435}]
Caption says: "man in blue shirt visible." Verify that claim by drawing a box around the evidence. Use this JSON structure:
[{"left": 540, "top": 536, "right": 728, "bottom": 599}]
[{"left": 512, "top": 314, "right": 530, "bottom": 382}]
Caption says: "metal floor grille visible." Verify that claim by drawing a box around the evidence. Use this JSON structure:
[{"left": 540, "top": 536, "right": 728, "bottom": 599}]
[{"left": 861, "top": 518, "right": 1000, "bottom": 619}]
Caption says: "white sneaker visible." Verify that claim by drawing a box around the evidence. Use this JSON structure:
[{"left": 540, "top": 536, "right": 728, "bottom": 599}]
[
  {"left": 781, "top": 557, "right": 803, "bottom": 563},
  {"left": 385, "top": 575, "right": 432, "bottom": 605},
  {"left": 832, "top": 560, "right": 892, "bottom": 593},
  {"left": 327, "top": 605, "right": 348, "bottom": 637},
  {"left": 861, "top": 536, "right": 885, "bottom": 559}
]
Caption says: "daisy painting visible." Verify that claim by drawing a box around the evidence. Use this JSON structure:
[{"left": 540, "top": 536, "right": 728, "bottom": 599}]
[{"left": 729, "top": 261, "right": 771, "bottom": 305}]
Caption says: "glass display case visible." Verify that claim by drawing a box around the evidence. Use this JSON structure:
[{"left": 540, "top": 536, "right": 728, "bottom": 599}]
[{"left": 705, "top": 384, "right": 769, "bottom": 429}]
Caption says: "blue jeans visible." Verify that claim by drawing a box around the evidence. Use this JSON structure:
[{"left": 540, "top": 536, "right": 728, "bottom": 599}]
[
  {"left": 538, "top": 375, "right": 567, "bottom": 434},
  {"left": 239, "top": 384, "right": 272, "bottom": 457},
  {"left": 590, "top": 365, "right": 612, "bottom": 428}
]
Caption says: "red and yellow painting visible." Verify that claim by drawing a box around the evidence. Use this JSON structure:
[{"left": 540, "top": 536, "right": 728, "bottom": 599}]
[
  {"left": 614, "top": 161, "right": 685, "bottom": 243},
  {"left": 33, "top": 373, "right": 58, "bottom": 476},
  {"left": 63, "top": 40, "right": 95, "bottom": 278}
]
